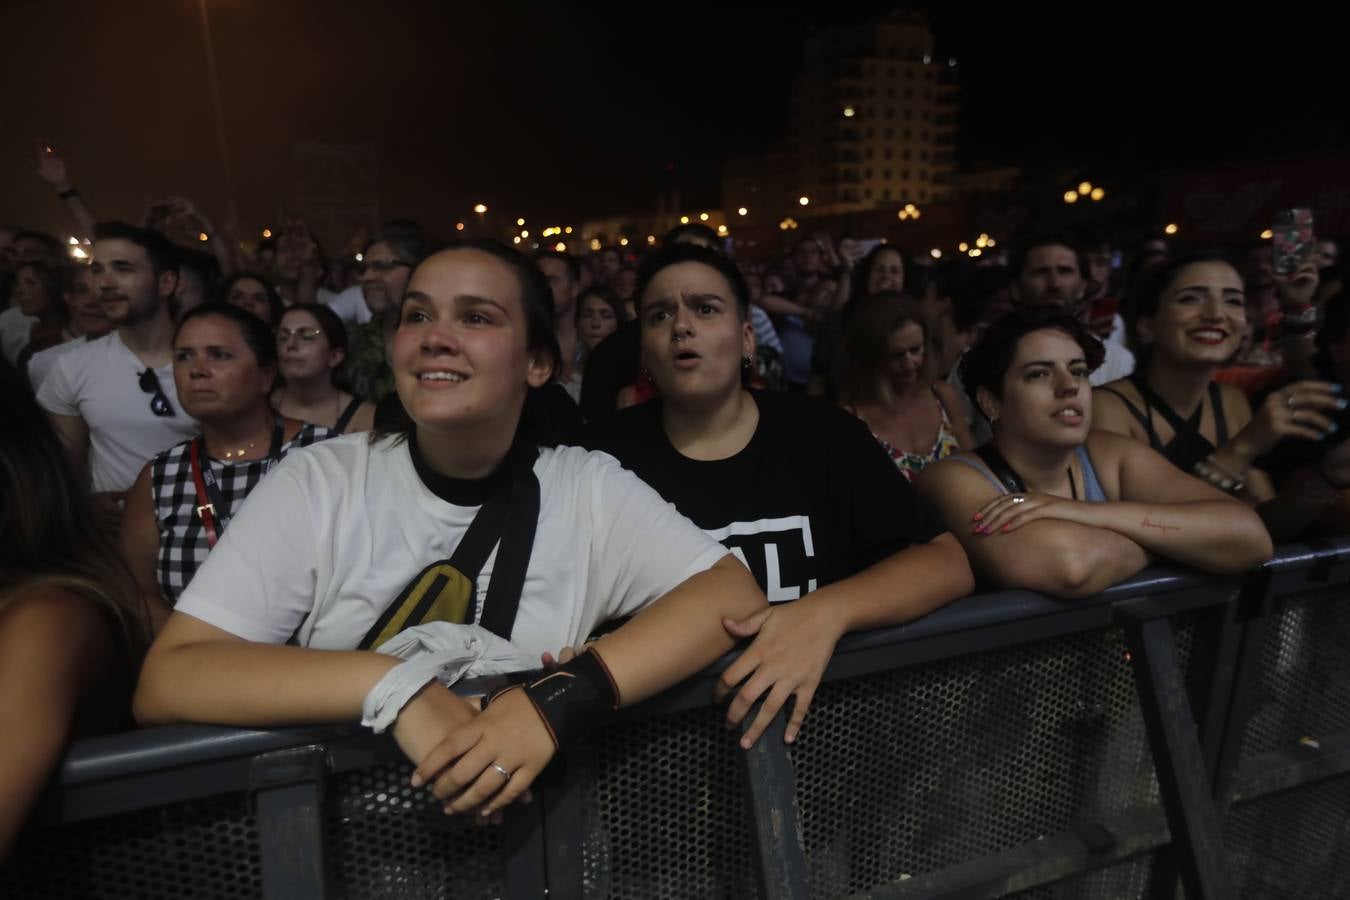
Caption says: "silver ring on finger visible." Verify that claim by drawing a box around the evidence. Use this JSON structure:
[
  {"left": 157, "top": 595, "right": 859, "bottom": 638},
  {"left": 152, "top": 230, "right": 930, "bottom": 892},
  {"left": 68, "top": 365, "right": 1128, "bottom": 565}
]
[
  {"left": 1010, "top": 495, "right": 1027, "bottom": 504},
  {"left": 1286, "top": 391, "right": 1296, "bottom": 409},
  {"left": 489, "top": 763, "right": 511, "bottom": 781}
]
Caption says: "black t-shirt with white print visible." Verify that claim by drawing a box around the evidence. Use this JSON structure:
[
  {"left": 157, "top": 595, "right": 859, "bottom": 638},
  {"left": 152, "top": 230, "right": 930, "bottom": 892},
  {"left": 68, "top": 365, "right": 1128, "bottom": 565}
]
[{"left": 582, "top": 390, "right": 944, "bottom": 602}]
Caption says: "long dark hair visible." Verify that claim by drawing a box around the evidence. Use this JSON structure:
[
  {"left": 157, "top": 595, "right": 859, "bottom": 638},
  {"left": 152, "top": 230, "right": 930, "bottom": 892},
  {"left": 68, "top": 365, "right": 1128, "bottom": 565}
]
[{"left": 0, "top": 356, "right": 151, "bottom": 663}]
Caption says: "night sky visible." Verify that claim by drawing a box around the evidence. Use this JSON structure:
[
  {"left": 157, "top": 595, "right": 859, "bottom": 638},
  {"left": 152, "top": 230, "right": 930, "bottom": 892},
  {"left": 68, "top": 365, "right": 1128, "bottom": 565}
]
[{"left": 4, "top": 2, "right": 1345, "bottom": 240}]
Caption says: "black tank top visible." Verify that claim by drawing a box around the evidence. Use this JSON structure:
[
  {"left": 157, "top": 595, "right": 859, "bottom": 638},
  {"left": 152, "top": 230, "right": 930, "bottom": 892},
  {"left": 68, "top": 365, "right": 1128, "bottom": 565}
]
[{"left": 1096, "top": 375, "right": 1229, "bottom": 471}]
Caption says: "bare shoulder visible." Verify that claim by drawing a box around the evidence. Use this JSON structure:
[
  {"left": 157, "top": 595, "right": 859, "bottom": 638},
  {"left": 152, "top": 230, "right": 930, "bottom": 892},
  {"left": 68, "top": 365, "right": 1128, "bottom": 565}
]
[
  {"left": 1092, "top": 378, "right": 1144, "bottom": 437},
  {"left": 932, "top": 379, "right": 964, "bottom": 408},
  {"left": 1217, "top": 382, "right": 1254, "bottom": 426},
  {"left": 0, "top": 586, "right": 109, "bottom": 646},
  {"left": 915, "top": 452, "right": 996, "bottom": 502}
]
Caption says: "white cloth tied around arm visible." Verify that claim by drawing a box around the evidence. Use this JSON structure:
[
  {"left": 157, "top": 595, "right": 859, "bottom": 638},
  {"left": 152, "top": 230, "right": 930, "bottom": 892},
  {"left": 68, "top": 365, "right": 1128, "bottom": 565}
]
[{"left": 360, "top": 623, "right": 539, "bottom": 733}]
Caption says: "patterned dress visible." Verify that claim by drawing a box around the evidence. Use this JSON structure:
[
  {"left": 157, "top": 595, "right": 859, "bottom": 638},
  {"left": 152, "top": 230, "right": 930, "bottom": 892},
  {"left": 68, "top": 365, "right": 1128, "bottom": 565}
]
[{"left": 850, "top": 387, "right": 962, "bottom": 482}]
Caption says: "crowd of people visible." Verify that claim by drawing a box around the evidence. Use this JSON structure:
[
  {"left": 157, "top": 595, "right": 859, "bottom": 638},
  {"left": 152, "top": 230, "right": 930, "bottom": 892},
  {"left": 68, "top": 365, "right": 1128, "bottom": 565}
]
[{"left": 4, "top": 140, "right": 1349, "bottom": 858}]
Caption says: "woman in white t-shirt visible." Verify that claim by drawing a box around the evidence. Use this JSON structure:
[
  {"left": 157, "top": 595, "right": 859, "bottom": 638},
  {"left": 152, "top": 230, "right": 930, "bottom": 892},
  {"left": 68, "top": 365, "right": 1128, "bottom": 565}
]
[{"left": 134, "top": 239, "right": 764, "bottom": 819}]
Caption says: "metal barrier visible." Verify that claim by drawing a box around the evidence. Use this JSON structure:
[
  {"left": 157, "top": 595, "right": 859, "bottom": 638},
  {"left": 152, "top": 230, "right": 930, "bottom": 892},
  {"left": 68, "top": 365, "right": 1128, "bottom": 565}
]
[{"left": 3, "top": 540, "right": 1348, "bottom": 899}]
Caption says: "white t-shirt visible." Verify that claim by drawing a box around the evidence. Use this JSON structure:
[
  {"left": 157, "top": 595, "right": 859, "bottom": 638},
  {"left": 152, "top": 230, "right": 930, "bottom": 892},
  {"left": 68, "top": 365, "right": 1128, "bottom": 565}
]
[
  {"left": 0, "top": 306, "right": 37, "bottom": 366},
  {"left": 36, "top": 331, "right": 200, "bottom": 493},
  {"left": 319, "top": 285, "right": 373, "bottom": 326},
  {"left": 26, "top": 335, "right": 87, "bottom": 392},
  {"left": 174, "top": 435, "right": 730, "bottom": 657}
]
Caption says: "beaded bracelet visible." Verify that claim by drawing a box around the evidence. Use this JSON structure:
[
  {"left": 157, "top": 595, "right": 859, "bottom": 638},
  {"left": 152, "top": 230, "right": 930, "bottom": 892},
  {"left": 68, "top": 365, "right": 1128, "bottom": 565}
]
[{"left": 1194, "top": 457, "right": 1245, "bottom": 494}]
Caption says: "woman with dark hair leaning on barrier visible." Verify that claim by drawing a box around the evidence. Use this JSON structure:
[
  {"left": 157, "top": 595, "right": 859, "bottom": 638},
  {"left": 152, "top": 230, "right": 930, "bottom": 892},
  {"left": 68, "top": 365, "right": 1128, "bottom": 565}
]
[
  {"left": 583, "top": 242, "right": 974, "bottom": 748},
  {"left": 120, "top": 303, "right": 336, "bottom": 614},
  {"left": 134, "top": 239, "right": 765, "bottom": 820},
  {"left": 916, "top": 306, "right": 1272, "bottom": 599},
  {"left": 1093, "top": 252, "right": 1350, "bottom": 541},
  {"left": 272, "top": 303, "right": 376, "bottom": 434},
  {"left": 0, "top": 356, "right": 153, "bottom": 858}
]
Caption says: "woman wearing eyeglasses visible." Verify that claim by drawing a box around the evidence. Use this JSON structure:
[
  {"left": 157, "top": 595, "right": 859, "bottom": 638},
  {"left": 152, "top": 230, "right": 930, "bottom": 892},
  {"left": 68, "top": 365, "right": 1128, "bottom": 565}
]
[
  {"left": 120, "top": 304, "right": 335, "bottom": 620},
  {"left": 272, "top": 304, "right": 375, "bottom": 434}
]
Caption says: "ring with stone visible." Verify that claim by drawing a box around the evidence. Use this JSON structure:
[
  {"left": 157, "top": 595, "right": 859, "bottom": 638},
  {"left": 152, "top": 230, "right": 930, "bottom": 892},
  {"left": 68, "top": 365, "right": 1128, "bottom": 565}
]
[{"left": 1010, "top": 495, "right": 1027, "bottom": 504}]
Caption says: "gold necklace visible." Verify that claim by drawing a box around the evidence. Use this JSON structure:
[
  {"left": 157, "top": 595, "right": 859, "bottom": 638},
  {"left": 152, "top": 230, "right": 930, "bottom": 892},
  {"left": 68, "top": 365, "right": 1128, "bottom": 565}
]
[{"left": 222, "top": 440, "right": 259, "bottom": 461}]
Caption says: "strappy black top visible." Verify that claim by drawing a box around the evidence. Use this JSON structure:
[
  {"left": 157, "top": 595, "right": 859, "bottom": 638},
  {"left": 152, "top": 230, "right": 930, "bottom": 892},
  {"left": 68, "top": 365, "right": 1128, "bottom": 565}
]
[{"left": 1097, "top": 374, "right": 1229, "bottom": 471}]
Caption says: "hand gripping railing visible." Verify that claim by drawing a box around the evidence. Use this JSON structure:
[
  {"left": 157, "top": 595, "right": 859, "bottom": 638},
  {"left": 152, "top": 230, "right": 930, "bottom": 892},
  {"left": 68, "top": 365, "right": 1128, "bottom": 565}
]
[{"left": 3, "top": 538, "right": 1348, "bottom": 899}]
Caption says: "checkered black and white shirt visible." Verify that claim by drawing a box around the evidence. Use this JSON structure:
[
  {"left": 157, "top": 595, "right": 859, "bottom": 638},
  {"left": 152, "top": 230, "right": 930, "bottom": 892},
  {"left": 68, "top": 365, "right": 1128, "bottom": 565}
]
[{"left": 152, "top": 424, "right": 335, "bottom": 604}]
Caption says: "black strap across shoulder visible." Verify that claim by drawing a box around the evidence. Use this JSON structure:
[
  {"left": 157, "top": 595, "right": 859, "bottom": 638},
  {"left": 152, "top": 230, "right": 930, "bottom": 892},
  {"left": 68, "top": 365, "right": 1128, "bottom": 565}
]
[
  {"left": 358, "top": 442, "right": 541, "bottom": 649},
  {"left": 973, "top": 443, "right": 1027, "bottom": 494}
]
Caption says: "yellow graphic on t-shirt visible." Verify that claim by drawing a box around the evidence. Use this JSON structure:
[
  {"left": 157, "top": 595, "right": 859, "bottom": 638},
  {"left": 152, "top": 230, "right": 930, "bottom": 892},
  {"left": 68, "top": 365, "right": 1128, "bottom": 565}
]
[{"left": 361, "top": 560, "right": 475, "bottom": 650}]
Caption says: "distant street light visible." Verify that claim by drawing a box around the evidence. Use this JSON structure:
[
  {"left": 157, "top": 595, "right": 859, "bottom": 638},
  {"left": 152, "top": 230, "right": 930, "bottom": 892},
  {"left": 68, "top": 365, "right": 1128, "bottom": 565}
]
[
  {"left": 1063, "top": 191, "right": 1079, "bottom": 204},
  {"left": 798, "top": 196, "right": 810, "bottom": 206},
  {"left": 1164, "top": 223, "right": 1179, "bottom": 235},
  {"left": 473, "top": 204, "right": 488, "bottom": 214},
  {"left": 737, "top": 207, "right": 748, "bottom": 216}
]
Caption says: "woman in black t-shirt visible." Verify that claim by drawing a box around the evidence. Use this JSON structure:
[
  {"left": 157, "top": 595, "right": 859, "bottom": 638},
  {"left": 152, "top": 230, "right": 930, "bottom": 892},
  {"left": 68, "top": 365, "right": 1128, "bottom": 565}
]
[{"left": 584, "top": 242, "right": 975, "bottom": 748}]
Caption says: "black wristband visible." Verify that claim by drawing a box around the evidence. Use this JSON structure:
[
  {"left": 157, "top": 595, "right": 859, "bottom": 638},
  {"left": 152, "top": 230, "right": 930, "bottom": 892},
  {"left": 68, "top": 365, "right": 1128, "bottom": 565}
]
[
  {"left": 57, "top": 187, "right": 80, "bottom": 200},
  {"left": 520, "top": 649, "right": 620, "bottom": 751}
]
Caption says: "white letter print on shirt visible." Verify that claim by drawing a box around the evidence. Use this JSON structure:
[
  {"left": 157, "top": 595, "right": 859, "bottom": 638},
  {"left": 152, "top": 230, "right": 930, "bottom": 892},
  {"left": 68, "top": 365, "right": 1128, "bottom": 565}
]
[{"left": 704, "top": 515, "right": 817, "bottom": 603}]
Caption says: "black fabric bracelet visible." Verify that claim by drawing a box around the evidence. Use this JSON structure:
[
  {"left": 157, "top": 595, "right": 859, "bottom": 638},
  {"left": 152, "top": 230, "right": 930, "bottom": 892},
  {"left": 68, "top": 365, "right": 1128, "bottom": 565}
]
[
  {"left": 520, "top": 649, "right": 620, "bottom": 751},
  {"left": 58, "top": 187, "right": 80, "bottom": 200}
]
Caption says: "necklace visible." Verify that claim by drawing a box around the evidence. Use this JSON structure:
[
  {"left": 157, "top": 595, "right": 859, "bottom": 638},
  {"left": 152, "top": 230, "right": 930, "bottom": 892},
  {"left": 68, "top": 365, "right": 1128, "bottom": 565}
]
[{"left": 222, "top": 440, "right": 259, "bottom": 461}]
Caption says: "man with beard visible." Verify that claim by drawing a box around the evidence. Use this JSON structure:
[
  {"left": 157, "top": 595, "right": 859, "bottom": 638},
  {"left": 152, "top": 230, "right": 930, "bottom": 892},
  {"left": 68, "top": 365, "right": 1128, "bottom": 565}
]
[
  {"left": 342, "top": 225, "right": 434, "bottom": 405},
  {"left": 37, "top": 223, "right": 198, "bottom": 502},
  {"left": 25, "top": 263, "right": 112, "bottom": 390},
  {"left": 949, "top": 234, "right": 1135, "bottom": 444}
]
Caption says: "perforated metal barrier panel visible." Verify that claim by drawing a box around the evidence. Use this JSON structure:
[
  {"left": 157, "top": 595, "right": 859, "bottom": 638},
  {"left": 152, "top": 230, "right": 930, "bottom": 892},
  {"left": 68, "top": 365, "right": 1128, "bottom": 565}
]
[
  {"left": 2, "top": 556, "right": 1346, "bottom": 900},
  {"left": 573, "top": 623, "right": 1191, "bottom": 899},
  {"left": 1225, "top": 586, "right": 1350, "bottom": 899},
  {"left": 2, "top": 792, "right": 261, "bottom": 900},
  {"left": 325, "top": 761, "right": 503, "bottom": 899}
]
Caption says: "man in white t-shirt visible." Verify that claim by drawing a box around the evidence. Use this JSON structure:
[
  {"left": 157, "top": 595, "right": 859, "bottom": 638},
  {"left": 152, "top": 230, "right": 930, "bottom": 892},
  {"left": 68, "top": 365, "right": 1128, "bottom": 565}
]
[
  {"left": 950, "top": 235, "right": 1135, "bottom": 445},
  {"left": 38, "top": 222, "right": 199, "bottom": 497},
  {"left": 319, "top": 282, "right": 372, "bottom": 326},
  {"left": 26, "top": 263, "right": 110, "bottom": 391}
]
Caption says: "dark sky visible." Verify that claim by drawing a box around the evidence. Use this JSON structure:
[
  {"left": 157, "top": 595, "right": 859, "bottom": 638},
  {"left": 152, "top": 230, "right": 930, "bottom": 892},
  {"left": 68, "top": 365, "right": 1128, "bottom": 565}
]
[{"left": 4, "top": 2, "right": 1344, "bottom": 240}]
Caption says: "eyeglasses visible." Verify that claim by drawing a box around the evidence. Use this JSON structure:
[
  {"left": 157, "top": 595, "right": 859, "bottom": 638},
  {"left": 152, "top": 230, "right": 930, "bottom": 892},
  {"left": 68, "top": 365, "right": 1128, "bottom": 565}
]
[
  {"left": 359, "top": 259, "right": 409, "bottom": 275},
  {"left": 277, "top": 327, "right": 323, "bottom": 344},
  {"left": 138, "top": 368, "right": 176, "bottom": 417}
]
